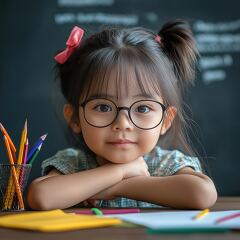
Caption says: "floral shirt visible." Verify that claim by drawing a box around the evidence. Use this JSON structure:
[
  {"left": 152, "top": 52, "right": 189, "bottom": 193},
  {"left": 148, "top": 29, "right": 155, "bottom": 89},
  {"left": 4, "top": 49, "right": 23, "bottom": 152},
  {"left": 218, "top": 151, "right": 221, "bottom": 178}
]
[{"left": 41, "top": 146, "right": 202, "bottom": 208}]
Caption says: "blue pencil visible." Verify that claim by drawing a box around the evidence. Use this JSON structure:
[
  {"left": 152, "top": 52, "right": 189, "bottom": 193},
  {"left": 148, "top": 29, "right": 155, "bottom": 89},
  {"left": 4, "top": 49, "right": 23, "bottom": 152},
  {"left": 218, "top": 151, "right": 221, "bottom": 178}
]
[
  {"left": 26, "top": 133, "right": 47, "bottom": 163},
  {"left": 28, "top": 143, "right": 43, "bottom": 165}
]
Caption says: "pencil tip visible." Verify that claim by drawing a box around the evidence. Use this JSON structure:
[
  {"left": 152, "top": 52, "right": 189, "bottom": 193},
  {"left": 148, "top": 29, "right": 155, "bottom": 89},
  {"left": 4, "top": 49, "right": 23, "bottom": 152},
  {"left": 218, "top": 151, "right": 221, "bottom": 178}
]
[
  {"left": 41, "top": 133, "right": 48, "bottom": 140},
  {"left": 24, "top": 119, "right": 28, "bottom": 130}
]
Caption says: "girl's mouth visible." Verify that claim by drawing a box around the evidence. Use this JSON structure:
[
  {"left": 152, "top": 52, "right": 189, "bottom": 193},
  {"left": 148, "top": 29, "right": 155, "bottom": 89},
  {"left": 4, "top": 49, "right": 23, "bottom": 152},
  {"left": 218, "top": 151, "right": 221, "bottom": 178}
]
[{"left": 107, "top": 139, "right": 136, "bottom": 147}]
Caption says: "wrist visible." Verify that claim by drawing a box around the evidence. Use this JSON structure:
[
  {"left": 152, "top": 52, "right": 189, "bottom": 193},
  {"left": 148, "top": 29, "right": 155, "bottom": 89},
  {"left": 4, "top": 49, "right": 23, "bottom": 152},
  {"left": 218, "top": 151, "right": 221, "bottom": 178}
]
[
  {"left": 111, "top": 163, "right": 126, "bottom": 180},
  {"left": 118, "top": 163, "right": 131, "bottom": 180},
  {"left": 104, "top": 163, "right": 125, "bottom": 182}
]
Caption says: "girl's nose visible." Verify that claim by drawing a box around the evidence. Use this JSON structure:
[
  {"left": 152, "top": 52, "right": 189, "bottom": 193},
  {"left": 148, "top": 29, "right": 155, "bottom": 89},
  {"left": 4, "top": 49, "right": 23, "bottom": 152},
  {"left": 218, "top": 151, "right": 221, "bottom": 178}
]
[{"left": 111, "top": 110, "right": 134, "bottom": 131}]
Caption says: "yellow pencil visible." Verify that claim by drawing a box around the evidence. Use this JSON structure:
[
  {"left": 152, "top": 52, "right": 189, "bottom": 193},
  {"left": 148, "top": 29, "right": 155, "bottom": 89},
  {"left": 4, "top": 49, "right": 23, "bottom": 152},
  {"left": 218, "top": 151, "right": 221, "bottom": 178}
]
[
  {"left": 193, "top": 209, "right": 209, "bottom": 220},
  {"left": 17, "top": 120, "right": 28, "bottom": 164},
  {"left": 3, "top": 136, "right": 24, "bottom": 210}
]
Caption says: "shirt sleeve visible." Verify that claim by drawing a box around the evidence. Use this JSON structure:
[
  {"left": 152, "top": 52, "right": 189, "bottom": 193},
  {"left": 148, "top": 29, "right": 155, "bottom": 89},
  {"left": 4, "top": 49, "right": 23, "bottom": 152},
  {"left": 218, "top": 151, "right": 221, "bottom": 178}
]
[
  {"left": 153, "top": 148, "right": 202, "bottom": 176},
  {"left": 41, "top": 148, "right": 87, "bottom": 176}
]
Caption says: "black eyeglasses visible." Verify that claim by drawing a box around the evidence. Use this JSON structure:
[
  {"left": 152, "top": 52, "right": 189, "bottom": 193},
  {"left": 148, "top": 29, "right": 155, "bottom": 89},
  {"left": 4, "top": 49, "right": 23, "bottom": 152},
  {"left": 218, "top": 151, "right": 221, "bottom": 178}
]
[{"left": 80, "top": 98, "right": 166, "bottom": 130}]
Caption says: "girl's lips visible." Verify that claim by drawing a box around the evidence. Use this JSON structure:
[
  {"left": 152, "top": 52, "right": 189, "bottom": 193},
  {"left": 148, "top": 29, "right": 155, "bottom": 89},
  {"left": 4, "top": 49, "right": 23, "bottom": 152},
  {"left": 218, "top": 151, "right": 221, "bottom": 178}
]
[
  {"left": 107, "top": 139, "right": 137, "bottom": 148},
  {"left": 108, "top": 139, "right": 135, "bottom": 144}
]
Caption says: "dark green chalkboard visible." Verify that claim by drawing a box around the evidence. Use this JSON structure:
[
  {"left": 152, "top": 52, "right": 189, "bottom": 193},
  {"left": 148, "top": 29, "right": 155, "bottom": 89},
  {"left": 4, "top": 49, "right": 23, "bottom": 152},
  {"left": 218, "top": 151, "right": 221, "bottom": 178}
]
[{"left": 0, "top": 0, "right": 239, "bottom": 195}]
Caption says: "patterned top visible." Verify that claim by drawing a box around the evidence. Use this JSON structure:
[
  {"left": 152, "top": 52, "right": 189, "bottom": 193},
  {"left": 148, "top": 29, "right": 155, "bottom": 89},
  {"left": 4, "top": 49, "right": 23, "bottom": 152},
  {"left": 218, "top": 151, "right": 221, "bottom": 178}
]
[{"left": 41, "top": 146, "right": 202, "bottom": 208}]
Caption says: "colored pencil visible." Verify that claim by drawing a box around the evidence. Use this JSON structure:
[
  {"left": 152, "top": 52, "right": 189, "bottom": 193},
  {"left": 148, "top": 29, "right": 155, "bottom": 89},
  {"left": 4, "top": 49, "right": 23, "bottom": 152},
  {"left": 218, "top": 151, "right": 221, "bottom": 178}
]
[
  {"left": 3, "top": 136, "right": 24, "bottom": 210},
  {"left": 2, "top": 125, "right": 17, "bottom": 208},
  {"left": 17, "top": 120, "right": 28, "bottom": 164},
  {"left": 215, "top": 212, "right": 240, "bottom": 224},
  {"left": 193, "top": 209, "right": 209, "bottom": 220},
  {"left": 22, "top": 138, "right": 29, "bottom": 164},
  {"left": 75, "top": 208, "right": 141, "bottom": 215},
  {"left": 7, "top": 120, "right": 27, "bottom": 209},
  {"left": 28, "top": 143, "right": 42, "bottom": 165},
  {"left": 19, "top": 138, "right": 29, "bottom": 195},
  {"left": 0, "top": 123, "right": 17, "bottom": 163},
  {"left": 0, "top": 122, "right": 16, "bottom": 153},
  {"left": 27, "top": 133, "right": 47, "bottom": 162}
]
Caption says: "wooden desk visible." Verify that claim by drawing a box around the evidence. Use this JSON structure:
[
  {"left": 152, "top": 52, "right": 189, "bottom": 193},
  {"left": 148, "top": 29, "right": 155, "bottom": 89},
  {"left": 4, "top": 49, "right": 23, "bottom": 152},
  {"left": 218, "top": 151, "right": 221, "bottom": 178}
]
[{"left": 1, "top": 197, "right": 240, "bottom": 240}]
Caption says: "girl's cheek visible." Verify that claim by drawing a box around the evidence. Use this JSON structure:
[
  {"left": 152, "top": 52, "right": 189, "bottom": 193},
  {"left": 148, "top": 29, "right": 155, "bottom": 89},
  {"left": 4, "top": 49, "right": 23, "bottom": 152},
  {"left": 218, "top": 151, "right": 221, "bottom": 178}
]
[{"left": 140, "top": 131, "right": 161, "bottom": 150}]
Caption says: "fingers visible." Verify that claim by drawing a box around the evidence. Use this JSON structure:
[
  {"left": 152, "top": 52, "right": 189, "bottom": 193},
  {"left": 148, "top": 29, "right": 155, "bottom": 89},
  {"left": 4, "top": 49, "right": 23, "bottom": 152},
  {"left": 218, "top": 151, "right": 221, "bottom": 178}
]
[{"left": 120, "top": 156, "right": 151, "bottom": 179}]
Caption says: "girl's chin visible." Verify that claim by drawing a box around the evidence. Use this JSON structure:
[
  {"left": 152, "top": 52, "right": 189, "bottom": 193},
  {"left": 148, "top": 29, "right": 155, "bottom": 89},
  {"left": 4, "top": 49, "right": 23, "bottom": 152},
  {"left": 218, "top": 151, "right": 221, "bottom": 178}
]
[
  {"left": 97, "top": 153, "right": 142, "bottom": 165},
  {"left": 106, "top": 156, "right": 139, "bottom": 164}
]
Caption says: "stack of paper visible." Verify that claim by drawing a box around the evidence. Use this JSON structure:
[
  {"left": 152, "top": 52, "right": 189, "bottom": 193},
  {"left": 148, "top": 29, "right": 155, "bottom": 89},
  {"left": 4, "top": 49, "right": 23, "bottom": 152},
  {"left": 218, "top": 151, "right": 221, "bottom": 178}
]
[{"left": 0, "top": 209, "right": 121, "bottom": 232}]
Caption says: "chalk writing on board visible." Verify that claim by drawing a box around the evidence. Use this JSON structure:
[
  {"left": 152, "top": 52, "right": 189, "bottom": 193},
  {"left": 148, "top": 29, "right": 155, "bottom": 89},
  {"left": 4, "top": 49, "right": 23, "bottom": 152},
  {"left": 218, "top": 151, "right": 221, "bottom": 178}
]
[
  {"left": 196, "top": 34, "right": 240, "bottom": 53},
  {"left": 193, "top": 19, "right": 240, "bottom": 32},
  {"left": 193, "top": 20, "right": 240, "bottom": 84},
  {"left": 58, "top": 0, "right": 114, "bottom": 7},
  {"left": 202, "top": 70, "right": 226, "bottom": 84},
  {"left": 55, "top": 13, "right": 138, "bottom": 25},
  {"left": 199, "top": 55, "right": 233, "bottom": 70}
]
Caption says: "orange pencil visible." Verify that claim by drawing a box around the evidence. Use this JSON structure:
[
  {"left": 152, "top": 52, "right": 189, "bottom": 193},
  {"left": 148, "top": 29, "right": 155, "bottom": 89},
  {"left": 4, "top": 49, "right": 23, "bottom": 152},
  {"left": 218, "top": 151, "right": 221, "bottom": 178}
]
[
  {"left": 3, "top": 136, "right": 24, "bottom": 210},
  {"left": 0, "top": 122, "right": 17, "bottom": 153},
  {"left": 0, "top": 123, "right": 17, "bottom": 163},
  {"left": 7, "top": 120, "right": 27, "bottom": 209}
]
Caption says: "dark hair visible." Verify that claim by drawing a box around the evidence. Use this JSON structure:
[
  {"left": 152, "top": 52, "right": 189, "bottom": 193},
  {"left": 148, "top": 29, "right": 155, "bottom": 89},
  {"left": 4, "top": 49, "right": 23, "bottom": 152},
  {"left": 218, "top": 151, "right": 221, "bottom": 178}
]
[{"left": 55, "top": 19, "right": 199, "bottom": 156}]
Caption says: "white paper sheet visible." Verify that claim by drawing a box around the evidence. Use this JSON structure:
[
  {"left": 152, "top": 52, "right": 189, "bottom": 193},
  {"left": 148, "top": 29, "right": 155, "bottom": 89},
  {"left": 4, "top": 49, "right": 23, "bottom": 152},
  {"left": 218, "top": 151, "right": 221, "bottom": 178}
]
[{"left": 106, "top": 210, "right": 240, "bottom": 230}]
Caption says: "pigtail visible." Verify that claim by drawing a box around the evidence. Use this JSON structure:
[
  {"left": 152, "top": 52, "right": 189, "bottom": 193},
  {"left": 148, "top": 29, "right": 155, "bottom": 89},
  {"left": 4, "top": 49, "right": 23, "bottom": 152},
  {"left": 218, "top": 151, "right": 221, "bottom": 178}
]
[{"left": 158, "top": 20, "right": 199, "bottom": 92}]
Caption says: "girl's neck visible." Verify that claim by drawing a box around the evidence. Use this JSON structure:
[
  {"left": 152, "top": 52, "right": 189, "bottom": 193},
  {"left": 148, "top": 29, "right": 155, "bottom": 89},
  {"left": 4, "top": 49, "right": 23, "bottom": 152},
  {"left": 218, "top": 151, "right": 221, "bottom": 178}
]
[{"left": 96, "top": 155, "right": 109, "bottom": 166}]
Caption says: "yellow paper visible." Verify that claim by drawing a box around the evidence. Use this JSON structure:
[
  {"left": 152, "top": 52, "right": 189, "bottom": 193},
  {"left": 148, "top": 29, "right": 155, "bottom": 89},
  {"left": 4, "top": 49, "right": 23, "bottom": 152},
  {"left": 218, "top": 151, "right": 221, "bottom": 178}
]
[{"left": 0, "top": 209, "right": 122, "bottom": 232}]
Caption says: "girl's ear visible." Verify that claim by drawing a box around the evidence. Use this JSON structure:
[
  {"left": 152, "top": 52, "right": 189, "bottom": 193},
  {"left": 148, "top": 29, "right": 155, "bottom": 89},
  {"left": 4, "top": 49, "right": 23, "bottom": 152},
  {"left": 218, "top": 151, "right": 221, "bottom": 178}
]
[
  {"left": 63, "top": 104, "right": 81, "bottom": 133},
  {"left": 160, "top": 106, "right": 177, "bottom": 135}
]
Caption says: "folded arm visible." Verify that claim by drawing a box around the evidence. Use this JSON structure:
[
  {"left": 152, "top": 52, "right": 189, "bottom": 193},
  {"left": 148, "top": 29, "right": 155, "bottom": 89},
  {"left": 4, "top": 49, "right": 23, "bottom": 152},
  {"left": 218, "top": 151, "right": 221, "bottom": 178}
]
[
  {"left": 27, "top": 164, "right": 124, "bottom": 210},
  {"left": 27, "top": 156, "right": 149, "bottom": 210},
  {"left": 92, "top": 167, "right": 218, "bottom": 209}
]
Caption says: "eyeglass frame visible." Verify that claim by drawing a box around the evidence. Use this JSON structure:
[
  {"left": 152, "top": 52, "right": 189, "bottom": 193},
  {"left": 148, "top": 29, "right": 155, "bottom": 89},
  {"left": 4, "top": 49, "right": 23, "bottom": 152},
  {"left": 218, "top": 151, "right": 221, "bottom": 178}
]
[{"left": 79, "top": 98, "right": 167, "bottom": 130}]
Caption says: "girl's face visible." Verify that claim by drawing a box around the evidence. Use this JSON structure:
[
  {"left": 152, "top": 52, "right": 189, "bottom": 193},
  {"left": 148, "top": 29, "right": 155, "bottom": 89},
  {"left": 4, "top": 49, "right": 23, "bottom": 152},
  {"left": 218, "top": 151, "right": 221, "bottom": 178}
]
[{"left": 75, "top": 78, "right": 173, "bottom": 164}]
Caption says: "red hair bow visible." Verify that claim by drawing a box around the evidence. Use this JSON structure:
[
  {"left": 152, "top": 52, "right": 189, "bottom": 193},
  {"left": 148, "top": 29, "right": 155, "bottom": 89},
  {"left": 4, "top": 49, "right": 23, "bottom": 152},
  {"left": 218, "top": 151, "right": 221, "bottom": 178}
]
[{"left": 54, "top": 26, "right": 84, "bottom": 64}]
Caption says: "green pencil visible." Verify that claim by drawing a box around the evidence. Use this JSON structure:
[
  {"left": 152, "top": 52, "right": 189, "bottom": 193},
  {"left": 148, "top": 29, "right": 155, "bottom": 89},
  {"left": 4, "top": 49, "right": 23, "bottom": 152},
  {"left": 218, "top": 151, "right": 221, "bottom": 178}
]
[{"left": 28, "top": 143, "right": 42, "bottom": 165}]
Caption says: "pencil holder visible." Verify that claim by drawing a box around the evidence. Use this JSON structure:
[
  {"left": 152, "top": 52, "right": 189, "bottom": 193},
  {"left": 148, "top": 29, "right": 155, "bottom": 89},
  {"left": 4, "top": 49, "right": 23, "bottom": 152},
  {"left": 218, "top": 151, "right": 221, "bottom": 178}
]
[{"left": 0, "top": 164, "right": 31, "bottom": 211}]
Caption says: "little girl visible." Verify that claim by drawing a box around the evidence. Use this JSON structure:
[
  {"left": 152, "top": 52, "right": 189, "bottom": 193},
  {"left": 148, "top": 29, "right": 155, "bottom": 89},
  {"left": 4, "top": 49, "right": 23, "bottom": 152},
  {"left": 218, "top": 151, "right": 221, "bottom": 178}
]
[{"left": 27, "top": 20, "right": 217, "bottom": 210}]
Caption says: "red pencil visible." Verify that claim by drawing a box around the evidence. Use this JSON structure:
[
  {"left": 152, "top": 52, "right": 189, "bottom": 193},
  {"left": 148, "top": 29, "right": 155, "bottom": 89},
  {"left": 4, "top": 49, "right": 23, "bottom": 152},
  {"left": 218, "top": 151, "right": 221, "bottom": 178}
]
[
  {"left": 75, "top": 208, "right": 140, "bottom": 215},
  {"left": 22, "top": 138, "right": 29, "bottom": 164},
  {"left": 215, "top": 212, "right": 240, "bottom": 224}
]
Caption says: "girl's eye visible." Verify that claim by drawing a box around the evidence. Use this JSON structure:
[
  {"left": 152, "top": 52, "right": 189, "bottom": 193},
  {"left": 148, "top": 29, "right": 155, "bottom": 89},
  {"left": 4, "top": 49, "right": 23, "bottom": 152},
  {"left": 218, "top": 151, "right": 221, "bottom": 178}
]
[
  {"left": 94, "top": 104, "right": 112, "bottom": 112},
  {"left": 135, "top": 105, "right": 151, "bottom": 113}
]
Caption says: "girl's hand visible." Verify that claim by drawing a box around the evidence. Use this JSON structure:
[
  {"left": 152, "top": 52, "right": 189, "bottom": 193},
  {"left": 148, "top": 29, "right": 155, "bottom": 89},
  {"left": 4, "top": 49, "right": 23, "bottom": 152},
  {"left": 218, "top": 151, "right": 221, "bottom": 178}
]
[{"left": 121, "top": 156, "right": 150, "bottom": 179}]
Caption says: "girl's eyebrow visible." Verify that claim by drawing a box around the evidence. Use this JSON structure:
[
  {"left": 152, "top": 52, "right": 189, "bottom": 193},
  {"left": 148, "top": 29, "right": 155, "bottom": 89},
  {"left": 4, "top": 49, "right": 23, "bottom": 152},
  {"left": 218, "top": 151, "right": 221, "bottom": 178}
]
[
  {"left": 133, "top": 93, "right": 156, "bottom": 99},
  {"left": 88, "top": 94, "right": 115, "bottom": 99},
  {"left": 88, "top": 93, "right": 157, "bottom": 100}
]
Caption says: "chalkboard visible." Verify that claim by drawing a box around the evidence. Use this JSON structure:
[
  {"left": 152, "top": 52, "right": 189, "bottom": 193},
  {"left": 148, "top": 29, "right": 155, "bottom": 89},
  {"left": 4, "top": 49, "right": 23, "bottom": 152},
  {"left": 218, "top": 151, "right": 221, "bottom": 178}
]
[{"left": 1, "top": 0, "right": 240, "bottom": 196}]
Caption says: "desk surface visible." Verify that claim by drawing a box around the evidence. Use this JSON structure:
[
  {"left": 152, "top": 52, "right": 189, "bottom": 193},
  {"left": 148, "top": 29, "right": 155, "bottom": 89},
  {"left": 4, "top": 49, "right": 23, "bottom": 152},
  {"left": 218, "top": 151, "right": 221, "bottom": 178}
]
[{"left": 1, "top": 197, "right": 240, "bottom": 240}]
